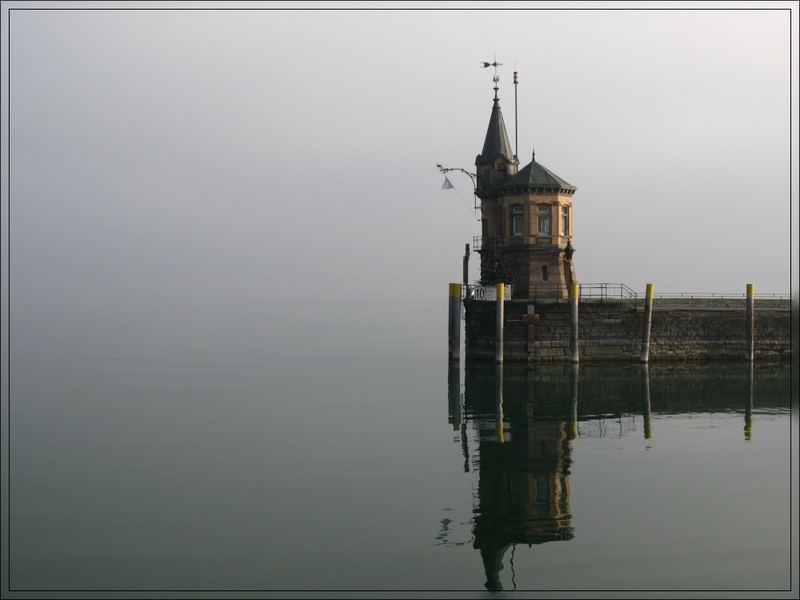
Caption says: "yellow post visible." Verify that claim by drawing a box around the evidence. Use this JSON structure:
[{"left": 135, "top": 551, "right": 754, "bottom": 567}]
[
  {"left": 640, "top": 283, "right": 655, "bottom": 363},
  {"left": 448, "top": 283, "right": 462, "bottom": 363},
  {"left": 745, "top": 283, "right": 754, "bottom": 362},
  {"left": 495, "top": 283, "right": 505, "bottom": 364},
  {"left": 569, "top": 283, "right": 579, "bottom": 363}
]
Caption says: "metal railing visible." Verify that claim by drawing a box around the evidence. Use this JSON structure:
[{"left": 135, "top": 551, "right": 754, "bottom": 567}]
[
  {"left": 472, "top": 235, "right": 506, "bottom": 253},
  {"left": 458, "top": 282, "right": 789, "bottom": 301},
  {"left": 578, "top": 283, "right": 639, "bottom": 299},
  {"left": 651, "top": 291, "right": 790, "bottom": 300}
]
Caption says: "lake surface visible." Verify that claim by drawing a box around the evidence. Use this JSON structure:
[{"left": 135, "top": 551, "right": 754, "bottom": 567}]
[{"left": 9, "top": 345, "right": 791, "bottom": 592}]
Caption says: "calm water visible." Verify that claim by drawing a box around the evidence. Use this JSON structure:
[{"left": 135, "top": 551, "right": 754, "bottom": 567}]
[{"left": 9, "top": 346, "right": 791, "bottom": 592}]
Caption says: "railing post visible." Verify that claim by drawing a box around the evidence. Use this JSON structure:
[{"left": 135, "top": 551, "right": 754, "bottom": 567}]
[
  {"left": 495, "top": 282, "right": 505, "bottom": 364},
  {"left": 640, "top": 283, "right": 654, "bottom": 363},
  {"left": 569, "top": 282, "right": 580, "bottom": 363},
  {"left": 745, "top": 283, "right": 754, "bottom": 362},
  {"left": 448, "top": 283, "right": 462, "bottom": 363}
]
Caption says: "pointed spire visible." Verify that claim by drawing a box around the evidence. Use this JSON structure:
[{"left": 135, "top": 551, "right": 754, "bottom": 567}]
[{"left": 478, "top": 95, "right": 514, "bottom": 165}]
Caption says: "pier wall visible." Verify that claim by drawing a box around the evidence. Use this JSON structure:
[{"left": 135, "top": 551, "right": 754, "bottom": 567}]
[{"left": 464, "top": 298, "right": 791, "bottom": 362}]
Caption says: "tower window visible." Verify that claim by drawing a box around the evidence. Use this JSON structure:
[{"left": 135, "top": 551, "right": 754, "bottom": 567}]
[
  {"left": 537, "top": 204, "right": 552, "bottom": 234},
  {"left": 562, "top": 206, "right": 569, "bottom": 236},
  {"left": 542, "top": 264, "right": 549, "bottom": 281},
  {"left": 511, "top": 205, "right": 524, "bottom": 237}
]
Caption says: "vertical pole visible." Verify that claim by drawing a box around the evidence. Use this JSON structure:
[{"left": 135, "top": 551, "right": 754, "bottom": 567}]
[
  {"left": 513, "top": 70, "right": 519, "bottom": 160},
  {"left": 642, "top": 363, "right": 652, "bottom": 441},
  {"left": 569, "top": 282, "right": 579, "bottom": 363},
  {"left": 448, "top": 283, "right": 462, "bottom": 363},
  {"left": 640, "top": 283, "right": 655, "bottom": 363},
  {"left": 744, "top": 362, "right": 753, "bottom": 441},
  {"left": 463, "top": 244, "right": 470, "bottom": 297},
  {"left": 746, "top": 283, "right": 754, "bottom": 362},
  {"left": 495, "top": 282, "right": 505, "bottom": 364}
]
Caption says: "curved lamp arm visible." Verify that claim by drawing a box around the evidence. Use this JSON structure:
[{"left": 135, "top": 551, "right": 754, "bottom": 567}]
[{"left": 436, "top": 164, "right": 479, "bottom": 210}]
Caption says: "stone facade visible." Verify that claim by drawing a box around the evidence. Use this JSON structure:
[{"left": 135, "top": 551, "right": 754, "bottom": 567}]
[
  {"left": 474, "top": 85, "right": 578, "bottom": 301},
  {"left": 480, "top": 193, "right": 576, "bottom": 300},
  {"left": 464, "top": 298, "right": 791, "bottom": 363}
]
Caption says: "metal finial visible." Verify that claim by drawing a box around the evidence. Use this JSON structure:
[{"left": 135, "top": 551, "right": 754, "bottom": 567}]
[
  {"left": 513, "top": 69, "right": 519, "bottom": 160},
  {"left": 481, "top": 57, "right": 503, "bottom": 100}
]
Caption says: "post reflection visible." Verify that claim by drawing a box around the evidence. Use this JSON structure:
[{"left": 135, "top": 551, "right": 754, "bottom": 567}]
[
  {"left": 568, "top": 363, "right": 579, "bottom": 441},
  {"left": 642, "top": 364, "right": 652, "bottom": 442},
  {"left": 745, "top": 362, "right": 753, "bottom": 441},
  {"left": 447, "top": 365, "right": 470, "bottom": 472}
]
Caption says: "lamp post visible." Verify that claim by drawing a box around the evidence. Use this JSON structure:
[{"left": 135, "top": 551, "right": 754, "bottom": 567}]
[
  {"left": 438, "top": 163, "right": 482, "bottom": 297},
  {"left": 436, "top": 164, "right": 478, "bottom": 210}
]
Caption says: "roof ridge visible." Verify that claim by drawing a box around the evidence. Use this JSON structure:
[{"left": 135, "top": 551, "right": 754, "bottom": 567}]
[{"left": 503, "top": 158, "right": 576, "bottom": 191}]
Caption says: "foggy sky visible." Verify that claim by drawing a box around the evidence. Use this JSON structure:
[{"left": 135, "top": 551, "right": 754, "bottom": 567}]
[{"left": 4, "top": 7, "right": 796, "bottom": 358}]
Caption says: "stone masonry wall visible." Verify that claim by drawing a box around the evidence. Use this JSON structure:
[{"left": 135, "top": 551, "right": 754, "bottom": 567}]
[{"left": 464, "top": 298, "right": 790, "bottom": 362}]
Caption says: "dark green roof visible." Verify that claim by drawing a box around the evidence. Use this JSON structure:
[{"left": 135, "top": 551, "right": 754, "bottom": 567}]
[
  {"left": 503, "top": 158, "right": 576, "bottom": 192},
  {"left": 478, "top": 98, "right": 514, "bottom": 164}
]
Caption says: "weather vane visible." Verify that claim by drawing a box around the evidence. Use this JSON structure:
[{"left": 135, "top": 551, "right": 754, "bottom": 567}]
[{"left": 481, "top": 56, "right": 503, "bottom": 99}]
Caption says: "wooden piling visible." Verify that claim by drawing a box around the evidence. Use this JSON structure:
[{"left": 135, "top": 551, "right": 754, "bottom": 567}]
[
  {"left": 745, "top": 362, "right": 753, "bottom": 441},
  {"left": 448, "top": 283, "right": 462, "bottom": 363},
  {"left": 642, "top": 363, "right": 652, "bottom": 440},
  {"left": 745, "top": 283, "right": 754, "bottom": 362},
  {"left": 495, "top": 283, "right": 505, "bottom": 364},
  {"left": 640, "top": 283, "right": 655, "bottom": 363},
  {"left": 569, "top": 283, "right": 579, "bottom": 363}
]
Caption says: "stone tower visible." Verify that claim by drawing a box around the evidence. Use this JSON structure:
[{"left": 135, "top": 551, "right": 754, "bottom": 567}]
[{"left": 476, "top": 84, "right": 577, "bottom": 300}]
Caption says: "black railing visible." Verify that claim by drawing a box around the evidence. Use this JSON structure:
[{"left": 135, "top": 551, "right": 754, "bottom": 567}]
[
  {"left": 579, "top": 283, "right": 639, "bottom": 299},
  {"left": 651, "top": 291, "right": 790, "bottom": 300}
]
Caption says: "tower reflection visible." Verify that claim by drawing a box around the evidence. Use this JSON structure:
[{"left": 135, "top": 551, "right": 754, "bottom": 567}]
[
  {"left": 463, "top": 365, "right": 575, "bottom": 591},
  {"left": 445, "top": 362, "right": 784, "bottom": 590}
]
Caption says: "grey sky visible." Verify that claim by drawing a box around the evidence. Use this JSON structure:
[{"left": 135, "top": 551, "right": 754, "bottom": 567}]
[{"left": 4, "top": 6, "right": 796, "bottom": 357}]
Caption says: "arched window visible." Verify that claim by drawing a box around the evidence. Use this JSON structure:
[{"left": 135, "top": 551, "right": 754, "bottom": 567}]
[
  {"left": 537, "top": 204, "right": 551, "bottom": 234},
  {"left": 511, "top": 205, "right": 524, "bottom": 237}
]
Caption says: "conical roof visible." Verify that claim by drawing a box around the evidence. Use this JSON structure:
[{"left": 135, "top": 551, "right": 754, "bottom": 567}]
[
  {"left": 478, "top": 98, "right": 514, "bottom": 164},
  {"left": 503, "top": 157, "right": 576, "bottom": 192}
]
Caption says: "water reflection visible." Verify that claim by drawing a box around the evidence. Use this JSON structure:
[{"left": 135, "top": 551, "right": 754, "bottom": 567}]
[
  {"left": 446, "top": 362, "right": 788, "bottom": 591},
  {"left": 448, "top": 365, "right": 469, "bottom": 472},
  {"left": 472, "top": 366, "right": 573, "bottom": 591}
]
